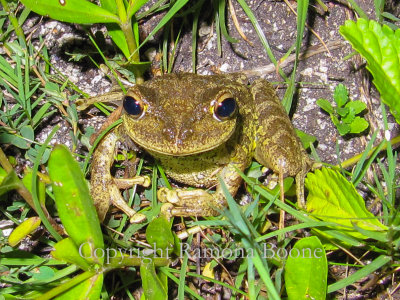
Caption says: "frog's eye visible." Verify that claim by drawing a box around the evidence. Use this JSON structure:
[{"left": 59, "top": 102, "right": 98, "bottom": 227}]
[
  {"left": 213, "top": 93, "right": 237, "bottom": 121},
  {"left": 123, "top": 95, "right": 146, "bottom": 119}
]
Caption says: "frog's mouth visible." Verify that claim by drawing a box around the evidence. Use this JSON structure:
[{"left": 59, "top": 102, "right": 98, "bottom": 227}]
[
  {"left": 122, "top": 112, "right": 237, "bottom": 156},
  {"left": 130, "top": 130, "right": 234, "bottom": 157}
]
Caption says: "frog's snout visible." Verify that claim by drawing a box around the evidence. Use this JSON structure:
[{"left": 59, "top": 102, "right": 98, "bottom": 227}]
[{"left": 162, "top": 126, "right": 194, "bottom": 146}]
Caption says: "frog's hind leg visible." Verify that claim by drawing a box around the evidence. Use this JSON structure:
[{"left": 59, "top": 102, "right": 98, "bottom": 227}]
[{"left": 90, "top": 127, "right": 150, "bottom": 223}]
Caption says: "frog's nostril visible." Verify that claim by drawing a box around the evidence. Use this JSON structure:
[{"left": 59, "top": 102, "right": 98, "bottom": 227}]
[{"left": 162, "top": 127, "right": 175, "bottom": 141}]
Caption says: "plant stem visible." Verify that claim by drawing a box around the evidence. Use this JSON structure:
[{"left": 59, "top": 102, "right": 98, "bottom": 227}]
[{"left": 339, "top": 134, "right": 400, "bottom": 169}]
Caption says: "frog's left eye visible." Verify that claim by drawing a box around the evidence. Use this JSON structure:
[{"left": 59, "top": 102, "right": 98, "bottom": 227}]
[
  {"left": 213, "top": 93, "right": 237, "bottom": 121},
  {"left": 123, "top": 95, "right": 146, "bottom": 119}
]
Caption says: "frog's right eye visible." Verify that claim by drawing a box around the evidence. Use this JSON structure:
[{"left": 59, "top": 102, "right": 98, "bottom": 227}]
[{"left": 123, "top": 95, "right": 146, "bottom": 119}]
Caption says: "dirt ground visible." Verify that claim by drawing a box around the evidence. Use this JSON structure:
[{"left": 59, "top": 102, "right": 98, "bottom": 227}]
[{"left": 7, "top": 0, "right": 400, "bottom": 298}]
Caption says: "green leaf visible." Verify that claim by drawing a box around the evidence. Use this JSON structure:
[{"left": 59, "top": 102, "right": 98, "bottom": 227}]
[
  {"left": 336, "top": 122, "right": 350, "bottom": 136},
  {"left": 0, "top": 167, "right": 7, "bottom": 183},
  {"left": 48, "top": 145, "right": 104, "bottom": 265},
  {"left": 32, "top": 266, "right": 55, "bottom": 280},
  {"left": 0, "top": 170, "right": 24, "bottom": 197},
  {"left": 345, "top": 100, "right": 367, "bottom": 115},
  {"left": 51, "top": 238, "right": 91, "bottom": 270},
  {"left": 127, "top": 0, "right": 148, "bottom": 20},
  {"left": 105, "top": 24, "right": 130, "bottom": 59},
  {"left": 8, "top": 217, "right": 41, "bottom": 247},
  {"left": 0, "top": 132, "right": 31, "bottom": 149},
  {"left": 55, "top": 273, "right": 103, "bottom": 300},
  {"left": 140, "top": 261, "right": 168, "bottom": 300},
  {"left": 333, "top": 84, "right": 348, "bottom": 108},
  {"left": 99, "top": 0, "right": 117, "bottom": 13},
  {"left": 146, "top": 216, "right": 174, "bottom": 251},
  {"left": 285, "top": 236, "right": 327, "bottom": 300},
  {"left": 340, "top": 19, "right": 400, "bottom": 124},
  {"left": 295, "top": 129, "right": 317, "bottom": 150},
  {"left": 20, "top": 0, "right": 119, "bottom": 24},
  {"left": 336, "top": 106, "right": 349, "bottom": 117},
  {"left": 349, "top": 116, "right": 369, "bottom": 134},
  {"left": 341, "top": 107, "right": 355, "bottom": 123},
  {"left": 316, "top": 99, "right": 334, "bottom": 115},
  {"left": 305, "top": 168, "right": 387, "bottom": 240}
]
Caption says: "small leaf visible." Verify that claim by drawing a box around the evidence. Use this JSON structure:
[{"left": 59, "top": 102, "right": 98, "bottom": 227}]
[
  {"left": 32, "top": 266, "right": 55, "bottom": 280},
  {"left": 146, "top": 216, "right": 174, "bottom": 251},
  {"left": 285, "top": 236, "right": 327, "bottom": 300},
  {"left": 0, "top": 133, "right": 30, "bottom": 149},
  {"left": 295, "top": 129, "right": 317, "bottom": 149},
  {"left": 202, "top": 262, "right": 215, "bottom": 280},
  {"left": 305, "top": 168, "right": 387, "bottom": 240},
  {"left": 349, "top": 117, "right": 369, "bottom": 134},
  {"left": 333, "top": 84, "right": 348, "bottom": 108},
  {"left": 20, "top": 0, "right": 119, "bottom": 24},
  {"left": 336, "top": 122, "right": 350, "bottom": 136},
  {"left": 20, "top": 125, "right": 34, "bottom": 142},
  {"left": 8, "top": 217, "right": 41, "bottom": 247},
  {"left": 345, "top": 100, "right": 367, "bottom": 115},
  {"left": 51, "top": 238, "right": 91, "bottom": 270},
  {"left": 336, "top": 107, "right": 349, "bottom": 117},
  {"left": 342, "top": 107, "right": 355, "bottom": 124},
  {"left": 316, "top": 99, "right": 334, "bottom": 114}
]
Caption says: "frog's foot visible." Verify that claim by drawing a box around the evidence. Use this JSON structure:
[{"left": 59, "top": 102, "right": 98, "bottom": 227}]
[{"left": 157, "top": 187, "right": 226, "bottom": 217}]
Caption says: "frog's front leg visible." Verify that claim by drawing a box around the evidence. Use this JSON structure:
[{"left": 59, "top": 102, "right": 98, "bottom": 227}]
[
  {"left": 90, "top": 126, "right": 150, "bottom": 223},
  {"left": 158, "top": 163, "right": 243, "bottom": 217}
]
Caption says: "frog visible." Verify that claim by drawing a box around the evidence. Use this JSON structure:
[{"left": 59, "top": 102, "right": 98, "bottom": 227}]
[{"left": 81, "top": 73, "right": 313, "bottom": 223}]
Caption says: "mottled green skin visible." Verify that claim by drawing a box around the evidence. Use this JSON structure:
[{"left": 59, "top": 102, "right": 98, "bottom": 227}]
[{"left": 90, "top": 73, "right": 311, "bottom": 221}]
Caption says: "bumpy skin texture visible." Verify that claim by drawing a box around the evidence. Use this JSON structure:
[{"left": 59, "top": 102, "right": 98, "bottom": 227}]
[{"left": 89, "top": 73, "right": 312, "bottom": 221}]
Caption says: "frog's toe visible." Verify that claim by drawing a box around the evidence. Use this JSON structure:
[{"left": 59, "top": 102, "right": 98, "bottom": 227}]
[
  {"left": 114, "top": 176, "right": 151, "bottom": 189},
  {"left": 157, "top": 187, "right": 178, "bottom": 203},
  {"left": 130, "top": 213, "right": 147, "bottom": 223}
]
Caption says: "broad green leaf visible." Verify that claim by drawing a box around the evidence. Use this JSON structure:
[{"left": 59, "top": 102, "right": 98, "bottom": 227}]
[
  {"left": 146, "top": 216, "right": 174, "bottom": 251},
  {"left": 316, "top": 99, "right": 334, "bottom": 114},
  {"left": 48, "top": 145, "right": 104, "bottom": 265},
  {"left": 55, "top": 273, "right": 103, "bottom": 300},
  {"left": 295, "top": 129, "right": 317, "bottom": 150},
  {"left": 345, "top": 100, "right": 367, "bottom": 114},
  {"left": 305, "top": 168, "right": 387, "bottom": 240},
  {"left": 20, "top": 0, "right": 119, "bottom": 24},
  {"left": 32, "top": 266, "right": 55, "bottom": 280},
  {"left": 349, "top": 116, "right": 369, "bottom": 133},
  {"left": 285, "top": 236, "right": 327, "bottom": 300},
  {"left": 140, "top": 261, "right": 168, "bottom": 300},
  {"left": 51, "top": 238, "right": 91, "bottom": 271},
  {"left": 8, "top": 217, "right": 41, "bottom": 247},
  {"left": 99, "top": 0, "right": 117, "bottom": 13},
  {"left": 340, "top": 19, "right": 400, "bottom": 124},
  {"left": 333, "top": 84, "right": 348, "bottom": 108}
]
